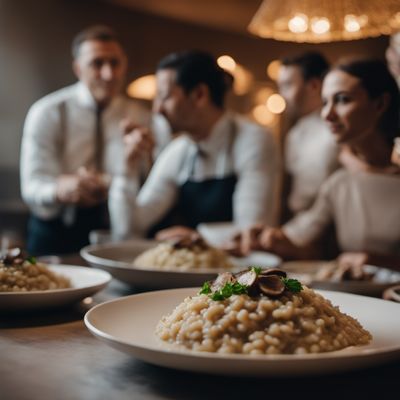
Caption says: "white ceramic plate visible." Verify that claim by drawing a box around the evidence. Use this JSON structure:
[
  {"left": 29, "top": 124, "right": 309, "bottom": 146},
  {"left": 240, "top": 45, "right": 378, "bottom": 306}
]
[
  {"left": 80, "top": 239, "right": 281, "bottom": 289},
  {"left": 0, "top": 265, "right": 111, "bottom": 310},
  {"left": 85, "top": 288, "right": 400, "bottom": 377},
  {"left": 282, "top": 261, "right": 400, "bottom": 296}
]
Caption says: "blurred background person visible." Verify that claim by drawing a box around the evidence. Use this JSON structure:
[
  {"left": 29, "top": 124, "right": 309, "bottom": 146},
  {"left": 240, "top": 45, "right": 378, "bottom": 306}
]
[
  {"left": 386, "top": 31, "right": 400, "bottom": 89},
  {"left": 233, "top": 59, "right": 400, "bottom": 273},
  {"left": 110, "top": 50, "right": 280, "bottom": 239},
  {"left": 20, "top": 25, "right": 167, "bottom": 255},
  {"left": 386, "top": 32, "right": 400, "bottom": 167},
  {"left": 278, "top": 52, "right": 339, "bottom": 221}
]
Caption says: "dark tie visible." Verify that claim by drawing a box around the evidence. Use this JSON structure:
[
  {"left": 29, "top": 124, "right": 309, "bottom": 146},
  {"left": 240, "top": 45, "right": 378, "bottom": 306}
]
[{"left": 94, "top": 105, "right": 104, "bottom": 172}]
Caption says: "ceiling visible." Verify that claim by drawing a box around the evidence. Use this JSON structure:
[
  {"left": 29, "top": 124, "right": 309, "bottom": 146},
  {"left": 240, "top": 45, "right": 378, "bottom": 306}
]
[{"left": 105, "top": 0, "right": 263, "bottom": 35}]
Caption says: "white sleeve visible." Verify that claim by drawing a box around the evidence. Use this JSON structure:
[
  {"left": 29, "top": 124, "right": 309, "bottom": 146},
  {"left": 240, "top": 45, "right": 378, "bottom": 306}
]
[
  {"left": 283, "top": 180, "right": 334, "bottom": 246},
  {"left": 20, "top": 101, "right": 62, "bottom": 211},
  {"left": 109, "top": 139, "right": 183, "bottom": 239},
  {"left": 233, "top": 126, "right": 281, "bottom": 228}
]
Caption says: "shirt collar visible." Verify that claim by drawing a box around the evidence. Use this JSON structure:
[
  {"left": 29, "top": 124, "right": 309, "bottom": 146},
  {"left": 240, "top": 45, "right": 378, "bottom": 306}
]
[
  {"left": 196, "top": 111, "right": 232, "bottom": 155},
  {"left": 74, "top": 81, "right": 122, "bottom": 113}
]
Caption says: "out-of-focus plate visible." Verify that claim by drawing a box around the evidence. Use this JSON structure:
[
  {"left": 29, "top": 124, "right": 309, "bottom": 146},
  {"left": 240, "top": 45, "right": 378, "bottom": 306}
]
[
  {"left": 80, "top": 239, "right": 281, "bottom": 289},
  {"left": 197, "top": 222, "right": 239, "bottom": 247},
  {"left": 0, "top": 265, "right": 111, "bottom": 310},
  {"left": 282, "top": 261, "right": 400, "bottom": 296},
  {"left": 84, "top": 287, "right": 400, "bottom": 377}
]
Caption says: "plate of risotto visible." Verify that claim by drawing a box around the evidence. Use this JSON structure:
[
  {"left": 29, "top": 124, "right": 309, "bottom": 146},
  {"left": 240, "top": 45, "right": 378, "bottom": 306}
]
[
  {"left": 85, "top": 267, "right": 400, "bottom": 377},
  {"left": 281, "top": 261, "right": 400, "bottom": 296},
  {"left": 81, "top": 237, "right": 281, "bottom": 289},
  {"left": 0, "top": 248, "right": 111, "bottom": 310}
]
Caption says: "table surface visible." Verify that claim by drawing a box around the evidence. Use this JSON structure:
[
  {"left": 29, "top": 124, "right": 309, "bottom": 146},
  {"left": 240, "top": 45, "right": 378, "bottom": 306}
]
[{"left": 1, "top": 255, "right": 399, "bottom": 400}]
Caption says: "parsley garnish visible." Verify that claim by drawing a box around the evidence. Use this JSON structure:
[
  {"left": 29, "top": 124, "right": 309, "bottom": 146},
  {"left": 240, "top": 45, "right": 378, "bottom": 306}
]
[
  {"left": 204, "top": 282, "right": 248, "bottom": 301},
  {"left": 250, "top": 266, "right": 262, "bottom": 275},
  {"left": 281, "top": 277, "right": 303, "bottom": 293},
  {"left": 26, "top": 256, "right": 36, "bottom": 265},
  {"left": 199, "top": 281, "right": 211, "bottom": 295}
]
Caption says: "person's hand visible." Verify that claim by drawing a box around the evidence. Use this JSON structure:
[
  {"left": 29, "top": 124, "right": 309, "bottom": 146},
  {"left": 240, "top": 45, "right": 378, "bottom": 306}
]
[
  {"left": 56, "top": 168, "right": 108, "bottom": 207},
  {"left": 155, "top": 226, "right": 197, "bottom": 242},
  {"left": 335, "top": 252, "right": 369, "bottom": 280},
  {"left": 221, "top": 224, "right": 265, "bottom": 257},
  {"left": 121, "top": 119, "right": 155, "bottom": 167},
  {"left": 77, "top": 168, "right": 108, "bottom": 206}
]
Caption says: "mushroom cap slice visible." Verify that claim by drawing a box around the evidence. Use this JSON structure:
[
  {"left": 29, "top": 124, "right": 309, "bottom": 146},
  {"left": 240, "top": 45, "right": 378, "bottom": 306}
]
[
  {"left": 259, "top": 275, "right": 286, "bottom": 296},
  {"left": 236, "top": 270, "right": 258, "bottom": 287},
  {"left": 258, "top": 268, "right": 287, "bottom": 278}
]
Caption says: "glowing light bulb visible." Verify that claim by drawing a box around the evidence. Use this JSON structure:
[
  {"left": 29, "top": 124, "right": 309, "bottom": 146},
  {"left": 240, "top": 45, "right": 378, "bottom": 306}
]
[
  {"left": 344, "top": 15, "right": 361, "bottom": 32},
  {"left": 266, "top": 94, "right": 286, "bottom": 114},
  {"left": 233, "top": 64, "right": 253, "bottom": 95},
  {"left": 311, "top": 17, "right": 330, "bottom": 34},
  {"left": 252, "top": 105, "right": 275, "bottom": 125},
  {"left": 266, "top": 60, "right": 281, "bottom": 81},
  {"left": 288, "top": 14, "right": 308, "bottom": 33},
  {"left": 217, "top": 55, "right": 236, "bottom": 72},
  {"left": 127, "top": 75, "right": 156, "bottom": 100}
]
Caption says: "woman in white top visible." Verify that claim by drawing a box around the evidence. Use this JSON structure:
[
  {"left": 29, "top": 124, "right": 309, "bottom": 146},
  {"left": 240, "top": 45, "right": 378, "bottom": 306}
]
[{"left": 232, "top": 58, "right": 400, "bottom": 272}]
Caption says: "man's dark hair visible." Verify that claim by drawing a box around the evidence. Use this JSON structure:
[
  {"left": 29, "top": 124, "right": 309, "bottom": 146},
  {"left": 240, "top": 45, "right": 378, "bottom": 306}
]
[
  {"left": 335, "top": 58, "right": 400, "bottom": 146},
  {"left": 71, "top": 25, "right": 121, "bottom": 59},
  {"left": 157, "top": 50, "right": 229, "bottom": 108},
  {"left": 281, "top": 52, "right": 329, "bottom": 81}
]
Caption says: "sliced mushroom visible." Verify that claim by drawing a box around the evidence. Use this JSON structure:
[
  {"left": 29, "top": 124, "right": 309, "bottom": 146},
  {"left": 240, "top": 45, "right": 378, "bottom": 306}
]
[
  {"left": 258, "top": 275, "right": 286, "bottom": 296},
  {"left": 258, "top": 268, "right": 287, "bottom": 278},
  {"left": 211, "top": 272, "right": 236, "bottom": 291},
  {"left": 236, "top": 270, "right": 257, "bottom": 287},
  {"left": 1, "top": 248, "right": 25, "bottom": 266},
  {"left": 169, "top": 233, "right": 209, "bottom": 251}
]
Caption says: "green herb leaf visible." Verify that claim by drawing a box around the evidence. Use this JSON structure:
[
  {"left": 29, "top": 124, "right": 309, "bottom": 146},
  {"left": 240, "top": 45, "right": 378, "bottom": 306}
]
[
  {"left": 231, "top": 282, "right": 248, "bottom": 295},
  {"left": 210, "top": 291, "right": 225, "bottom": 301},
  {"left": 221, "top": 283, "right": 233, "bottom": 298},
  {"left": 281, "top": 277, "right": 303, "bottom": 293},
  {"left": 250, "top": 266, "right": 262, "bottom": 275},
  {"left": 26, "top": 256, "right": 37, "bottom": 265},
  {"left": 207, "top": 282, "right": 248, "bottom": 301},
  {"left": 199, "top": 281, "right": 211, "bottom": 295}
]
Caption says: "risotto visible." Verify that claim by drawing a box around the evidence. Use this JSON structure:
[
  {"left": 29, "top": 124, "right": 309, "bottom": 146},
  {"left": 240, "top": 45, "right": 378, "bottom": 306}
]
[
  {"left": 133, "top": 234, "right": 234, "bottom": 271},
  {"left": 0, "top": 248, "right": 71, "bottom": 292},
  {"left": 156, "top": 268, "right": 372, "bottom": 355}
]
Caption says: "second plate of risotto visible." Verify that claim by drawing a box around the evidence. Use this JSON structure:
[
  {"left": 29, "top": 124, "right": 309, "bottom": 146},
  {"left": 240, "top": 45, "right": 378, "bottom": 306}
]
[
  {"left": 0, "top": 263, "right": 111, "bottom": 311},
  {"left": 85, "top": 281, "right": 400, "bottom": 377},
  {"left": 81, "top": 239, "right": 281, "bottom": 288}
]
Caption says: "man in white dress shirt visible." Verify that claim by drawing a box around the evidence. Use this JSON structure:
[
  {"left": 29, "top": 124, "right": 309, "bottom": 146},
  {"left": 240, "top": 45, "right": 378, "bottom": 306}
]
[
  {"left": 110, "top": 50, "right": 280, "bottom": 239},
  {"left": 278, "top": 52, "right": 338, "bottom": 221},
  {"left": 20, "top": 25, "right": 168, "bottom": 255}
]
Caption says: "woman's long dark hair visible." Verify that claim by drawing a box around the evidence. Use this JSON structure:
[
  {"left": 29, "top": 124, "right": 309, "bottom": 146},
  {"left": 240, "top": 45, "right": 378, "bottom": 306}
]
[{"left": 335, "top": 58, "right": 400, "bottom": 146}]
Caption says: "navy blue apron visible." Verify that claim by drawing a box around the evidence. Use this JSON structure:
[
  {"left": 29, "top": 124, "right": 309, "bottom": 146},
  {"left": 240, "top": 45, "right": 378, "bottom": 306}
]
[
  {"left": 27, "top": 203, "right": 109, "bottom": 255},
  {"left": 27, "top": 102, "right": 109, "bottom": 256},
  {"left": 148, "top": 120, "right": 237, "bottom": 237}
]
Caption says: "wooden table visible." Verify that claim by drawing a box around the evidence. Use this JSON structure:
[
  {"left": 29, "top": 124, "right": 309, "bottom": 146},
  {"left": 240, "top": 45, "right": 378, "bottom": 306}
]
[{"left": 1, "top": 256, "right": 398, "bottom": 400}]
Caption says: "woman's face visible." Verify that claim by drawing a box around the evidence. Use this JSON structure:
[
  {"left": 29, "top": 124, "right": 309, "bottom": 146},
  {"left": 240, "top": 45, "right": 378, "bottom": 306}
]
[{"left": 321, "top": 70, "right": 382, "bottom": 145}]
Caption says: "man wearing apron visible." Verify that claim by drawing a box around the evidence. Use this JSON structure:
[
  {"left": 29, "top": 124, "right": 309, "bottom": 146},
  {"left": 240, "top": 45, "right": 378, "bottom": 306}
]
[
  {"left": 21, "top": 26, "right": 159, "bottom": 255},
  {"left": 109, "top": 50, "right": 280, "bottom": 239}
]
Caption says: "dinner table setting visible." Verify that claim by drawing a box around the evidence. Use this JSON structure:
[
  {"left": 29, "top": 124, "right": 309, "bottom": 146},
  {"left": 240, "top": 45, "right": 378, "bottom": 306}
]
[{"left": 1, "top": 236, "right": 400, "bottom": 400}]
